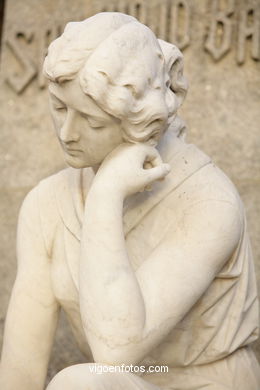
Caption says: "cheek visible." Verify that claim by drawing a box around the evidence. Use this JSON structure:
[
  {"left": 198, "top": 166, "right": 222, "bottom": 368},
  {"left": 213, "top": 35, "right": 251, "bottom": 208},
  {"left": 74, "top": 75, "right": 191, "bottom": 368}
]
[
  {"left": 50, "top": 109, "right": 66, "bottom": 133},
  {"left": 101, "top": 128, "right": 123, "bottom": 154},
  {"left": 84, "top": 125, "right": 122, "bottom": 146},
  {"left": 106, "top": 124, "right": 123, "bottom": 144},
  {"left": 86, "top": 129, "right": 122, "bottom": 162}
]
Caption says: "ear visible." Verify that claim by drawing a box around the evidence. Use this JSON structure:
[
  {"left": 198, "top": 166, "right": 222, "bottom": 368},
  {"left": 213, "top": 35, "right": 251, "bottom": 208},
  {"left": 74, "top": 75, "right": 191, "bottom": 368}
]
[{"left": 158, "top": 39, "right": 188, "bottom": 108}]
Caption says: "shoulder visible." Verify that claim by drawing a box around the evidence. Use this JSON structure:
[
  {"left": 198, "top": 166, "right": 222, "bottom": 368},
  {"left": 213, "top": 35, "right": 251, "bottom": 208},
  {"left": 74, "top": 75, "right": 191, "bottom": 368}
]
[
  {"left": 17, "top": 169, "right": 68, "bottom": 255},
  {"left": 194, "top": 164, "right": 240, "bottom": 201},
  {"left": 19, "top": 167, "right": 93, "bottom": 255},
  {"left": 166, "top": 145, "right": 243, "bottom": 215},
  {"left": 21, "top": 166, "right": 94, "bottom": 211},
  {"left": 160, "top": 141, "right": 242, "bottom": 217},
  {"left": 20, "top": 168, "right": 72, "bottom": 217},
  {"left": 162, "top": 153, "right": 243, "bottom": 256},
  {"left": 19, "top": 167, "right": 94, "bottom": 252}
]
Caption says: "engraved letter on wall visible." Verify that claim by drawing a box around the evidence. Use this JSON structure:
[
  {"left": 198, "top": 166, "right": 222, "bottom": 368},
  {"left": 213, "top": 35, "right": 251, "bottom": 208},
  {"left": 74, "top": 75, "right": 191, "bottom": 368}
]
[
  {"left": 237, "top": 2, "right": 260, "bottom": 65},
  {"left": 205, "top": 0, "right": 234, "bottom": 61},
  {"left": 169, "top": 0, "right": 191, "bottom": 50},
  {"left": 5, "top": 30, "right": 37, "bottom": 94}
]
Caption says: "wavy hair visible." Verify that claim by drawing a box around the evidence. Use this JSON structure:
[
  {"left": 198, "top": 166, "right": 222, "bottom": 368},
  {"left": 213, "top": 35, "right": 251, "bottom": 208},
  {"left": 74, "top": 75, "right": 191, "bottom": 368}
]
[{"left": 43, "top": 12, "right": 188, "bottom": 144}]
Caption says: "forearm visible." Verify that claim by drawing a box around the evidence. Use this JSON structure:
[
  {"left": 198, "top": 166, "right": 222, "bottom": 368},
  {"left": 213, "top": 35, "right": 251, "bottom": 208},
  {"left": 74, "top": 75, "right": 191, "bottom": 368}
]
[
  {"left": 0, "top": 356, "right": 46, "bottom": 390},
  {"left": 0, "top": 281, "right": 59, "bottom": 390},
  {"left": 0, "top": 325, "right": 52, "bottom": 390},
  {"left": 79, "top": 180, "right": 145, "bottom": 351}
]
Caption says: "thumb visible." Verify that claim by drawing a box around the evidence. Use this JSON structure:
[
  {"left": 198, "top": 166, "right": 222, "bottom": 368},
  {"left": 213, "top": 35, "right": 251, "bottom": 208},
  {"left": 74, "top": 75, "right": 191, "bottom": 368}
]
[{"left": 143, "top": 163, "right": 171, "bottom": 185}]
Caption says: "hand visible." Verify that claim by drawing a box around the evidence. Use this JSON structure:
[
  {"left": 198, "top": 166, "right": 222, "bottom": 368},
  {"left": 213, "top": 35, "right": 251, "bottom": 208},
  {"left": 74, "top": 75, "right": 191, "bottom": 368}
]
[{"left": 94, "top": 143, "right": 171, "bottom": 197}]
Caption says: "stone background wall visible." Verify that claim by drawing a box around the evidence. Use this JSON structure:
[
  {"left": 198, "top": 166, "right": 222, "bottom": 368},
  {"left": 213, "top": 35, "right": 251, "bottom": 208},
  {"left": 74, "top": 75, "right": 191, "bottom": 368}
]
[{"left": 0, "top": 0, "right": 259, "bottom": 383}]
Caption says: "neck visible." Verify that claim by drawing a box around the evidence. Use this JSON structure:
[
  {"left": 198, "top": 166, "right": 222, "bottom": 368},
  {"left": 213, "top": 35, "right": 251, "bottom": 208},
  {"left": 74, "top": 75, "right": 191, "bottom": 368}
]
[
  {"left": 92, "top": 164, "right": 100, "bottom": 174},
  {"left": 156, "top": 129, "right": 185, "bottom": 164}
]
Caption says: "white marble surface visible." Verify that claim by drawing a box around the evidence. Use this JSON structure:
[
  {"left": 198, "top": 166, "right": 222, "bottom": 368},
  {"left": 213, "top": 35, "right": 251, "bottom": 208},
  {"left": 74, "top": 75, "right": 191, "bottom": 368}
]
[{"left": 0, "top": 12, "right": 259, "bottom": 390}]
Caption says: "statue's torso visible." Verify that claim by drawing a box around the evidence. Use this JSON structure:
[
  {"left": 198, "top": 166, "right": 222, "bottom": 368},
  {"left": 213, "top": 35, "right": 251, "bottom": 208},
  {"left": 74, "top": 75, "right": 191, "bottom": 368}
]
[{"left": 33, "top": 142, "right": 259, "bottom": 385}]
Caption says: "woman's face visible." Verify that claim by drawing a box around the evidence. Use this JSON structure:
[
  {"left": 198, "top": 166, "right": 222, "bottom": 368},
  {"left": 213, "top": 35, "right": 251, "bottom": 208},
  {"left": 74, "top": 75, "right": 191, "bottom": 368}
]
[{"left": 49, "top": 76, "right": 123, "bottom": 169}]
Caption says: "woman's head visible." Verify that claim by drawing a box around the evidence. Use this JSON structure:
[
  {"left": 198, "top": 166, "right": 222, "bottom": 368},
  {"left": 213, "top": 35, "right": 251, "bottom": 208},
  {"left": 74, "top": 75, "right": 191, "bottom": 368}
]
[{"left": 44, "top": 12, "right": 188, "bottom": 148}]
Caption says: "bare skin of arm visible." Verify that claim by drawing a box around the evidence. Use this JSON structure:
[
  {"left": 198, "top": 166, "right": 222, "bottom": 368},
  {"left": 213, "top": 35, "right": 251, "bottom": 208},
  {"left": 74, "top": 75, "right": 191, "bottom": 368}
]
[
  {"left": 79, "top": 143, "right": 241, "bottom": 365},
  {"left": 0, "top": 189, "right": 59, "bottom": 390}
]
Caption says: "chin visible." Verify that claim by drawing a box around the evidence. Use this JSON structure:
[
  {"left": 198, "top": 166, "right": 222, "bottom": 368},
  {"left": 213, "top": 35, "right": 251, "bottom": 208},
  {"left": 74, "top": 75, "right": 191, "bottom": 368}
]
[{"left": 65, "top": 155, "right": 93, "bottom": 169}]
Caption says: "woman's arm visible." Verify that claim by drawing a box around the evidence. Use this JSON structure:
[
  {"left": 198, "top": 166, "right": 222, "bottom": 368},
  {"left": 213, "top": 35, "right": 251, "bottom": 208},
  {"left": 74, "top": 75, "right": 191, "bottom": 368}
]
[
  {"left": 79, "top": 143, "right": 241, "bottom": 365},
  {"left": 0, "top": 188, "right": 59, "bottom": 390}
]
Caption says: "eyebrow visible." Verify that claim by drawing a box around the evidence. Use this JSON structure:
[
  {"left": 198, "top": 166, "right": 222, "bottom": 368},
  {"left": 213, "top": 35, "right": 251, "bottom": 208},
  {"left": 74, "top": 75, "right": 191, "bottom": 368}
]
[
  {"left": 81, "top": 112, "right": 107, "bottom": 122},
  {"left": 49, "top": 90, "right": 108, "bottom": 122},
  {"left": 49, "top": 90, "right": 65, "bottom": 104}
]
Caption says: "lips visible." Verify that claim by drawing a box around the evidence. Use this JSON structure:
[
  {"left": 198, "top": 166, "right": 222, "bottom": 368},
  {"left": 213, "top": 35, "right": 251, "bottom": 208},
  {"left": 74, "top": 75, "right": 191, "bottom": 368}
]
[
  {"left": 60, "top": 142, "right": 82, "bottom": 154},
  {"left": 65, "top": 148, "right": 82, "bottom": 155}
]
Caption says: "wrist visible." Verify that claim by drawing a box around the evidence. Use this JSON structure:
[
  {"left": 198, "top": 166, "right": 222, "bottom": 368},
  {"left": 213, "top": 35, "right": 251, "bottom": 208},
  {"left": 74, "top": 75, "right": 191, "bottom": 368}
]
[{"left": 88, "top": 176, "right": 125, "bottom": 203}]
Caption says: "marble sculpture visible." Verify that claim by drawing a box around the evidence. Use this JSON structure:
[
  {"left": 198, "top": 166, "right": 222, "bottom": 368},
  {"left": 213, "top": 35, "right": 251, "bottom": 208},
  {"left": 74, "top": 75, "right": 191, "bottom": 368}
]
[{"left": 0, "top": 12, "right": 259, "bottom": 390}]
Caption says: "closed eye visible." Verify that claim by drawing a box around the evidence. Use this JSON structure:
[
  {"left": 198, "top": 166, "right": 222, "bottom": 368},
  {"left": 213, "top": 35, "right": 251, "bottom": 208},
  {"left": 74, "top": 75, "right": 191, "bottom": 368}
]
[
  {"left": 50, "top": 93, "right": 67, "bottom": 112},
  {"left": 80, "top": 113, "right": 105, "bottom": 129},
  {"left": 89, "top": 123, "right": 105, "bottom": 129},
  {"left": 54, "top": 106, "right": 67, "bottom": 111}
]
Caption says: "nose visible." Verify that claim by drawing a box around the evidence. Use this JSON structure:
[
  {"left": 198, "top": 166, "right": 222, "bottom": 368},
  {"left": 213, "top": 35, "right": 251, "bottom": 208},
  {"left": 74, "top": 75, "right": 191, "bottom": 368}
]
[{"left": 60, "top": 108, "right": 80, "bottom": 143}]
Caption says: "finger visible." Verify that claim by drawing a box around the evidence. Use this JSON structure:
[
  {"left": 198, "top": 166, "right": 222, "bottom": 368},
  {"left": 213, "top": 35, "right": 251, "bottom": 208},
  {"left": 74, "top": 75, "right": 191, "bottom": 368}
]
[
  {"left": 144, "top": 148, "right": 163, "bottom": 168},
  {"left": 143, "top": 161, "right": 153, "bottom": 170},
  {"left": 137, "top": 143, "right": 162, "bottom": 167},
  {"left": 142, "top": 163, "right": 171, "bottom": 185},
  {"left": 144, "top": 184, "right": 153, "bottom": 191}
]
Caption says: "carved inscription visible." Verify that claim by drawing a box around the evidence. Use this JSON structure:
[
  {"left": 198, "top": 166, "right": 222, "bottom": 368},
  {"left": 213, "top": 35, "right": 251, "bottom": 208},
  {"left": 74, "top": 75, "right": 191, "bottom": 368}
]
[
  {"left": 169, "top": 0, "right": 190, "bottom": 50},
  {"left": 5, "top": 24, "right": 62, "bottom": 94},
  {"left": 205, "top": 0, "right": 235, "bottom": 60},
  {"left": 4, "top": 0, "right": 260, "bottom": 94},
  {"left": 205, "top": 0, "right": 260, "bottom": 63},
  {"left": 237, "top": 3, "right": 260, "bottom": 64},
  {"left": 94, "top": 0, "right": 191, "bottom": 46},
  {"left": 5, "top": 30, "right": 37, "bottom": 94},
  {"left": 38, "top": 24, "right": 62, "bottom": 89}
]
